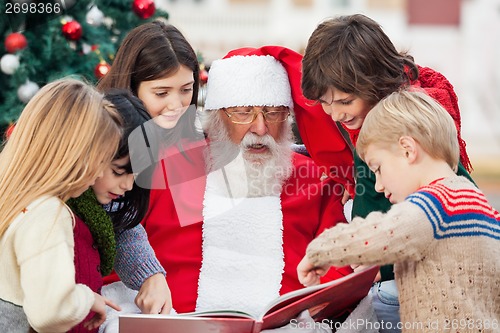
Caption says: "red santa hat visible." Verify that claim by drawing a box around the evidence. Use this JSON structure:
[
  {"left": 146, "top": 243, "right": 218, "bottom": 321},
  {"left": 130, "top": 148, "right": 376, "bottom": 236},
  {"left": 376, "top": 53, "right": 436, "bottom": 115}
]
[
  {"left": 203, "top": 46, "right": 355, "bottom": 194},
  {"left": 204, "top": 54, "right": 293, "bottom": 110}
]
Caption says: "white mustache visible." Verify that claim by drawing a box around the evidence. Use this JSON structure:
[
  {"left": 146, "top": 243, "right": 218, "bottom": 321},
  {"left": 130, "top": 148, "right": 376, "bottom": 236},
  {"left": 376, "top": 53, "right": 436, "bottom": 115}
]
[{"left": 241, "top": 133, "right": 276, "bottom": 150}]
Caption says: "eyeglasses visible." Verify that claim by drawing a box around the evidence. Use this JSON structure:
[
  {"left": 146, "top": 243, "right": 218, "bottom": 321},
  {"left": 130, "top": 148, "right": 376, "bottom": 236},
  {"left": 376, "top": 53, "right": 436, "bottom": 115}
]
[{"left": 221, "top": 106, "right": 290, "bottom": 124}]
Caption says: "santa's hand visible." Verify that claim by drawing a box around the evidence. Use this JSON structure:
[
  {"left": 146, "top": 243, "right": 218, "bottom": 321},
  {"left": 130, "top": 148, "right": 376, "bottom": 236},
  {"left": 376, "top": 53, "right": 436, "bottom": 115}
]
[{"left": 260, "top": 310, "right": 332, "bottom": 333}]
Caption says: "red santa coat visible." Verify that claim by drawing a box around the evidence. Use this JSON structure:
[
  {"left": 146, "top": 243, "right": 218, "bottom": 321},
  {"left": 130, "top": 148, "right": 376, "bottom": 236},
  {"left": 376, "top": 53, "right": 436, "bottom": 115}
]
[{"left": 138, "top": 142, "right": 351, "bottom": 313}]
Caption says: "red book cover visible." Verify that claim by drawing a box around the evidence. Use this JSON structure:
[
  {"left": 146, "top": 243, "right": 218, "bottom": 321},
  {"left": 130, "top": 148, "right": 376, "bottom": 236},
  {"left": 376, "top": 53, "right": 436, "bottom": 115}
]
[{"left": 119, "top": 265, "right": 379, "bottom": 333}]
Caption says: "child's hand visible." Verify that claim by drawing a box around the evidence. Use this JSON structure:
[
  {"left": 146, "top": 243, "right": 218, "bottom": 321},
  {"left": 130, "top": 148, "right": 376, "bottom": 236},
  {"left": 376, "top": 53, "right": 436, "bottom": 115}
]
[
  {"left": 83, "top": 292, "right": 121, "bottom": 330},
  {"left": 135, "top": 273, "right": 173, "bottom": 314},
  {"left": 297, "top": 256, "right": 328, "bottom": 287}
]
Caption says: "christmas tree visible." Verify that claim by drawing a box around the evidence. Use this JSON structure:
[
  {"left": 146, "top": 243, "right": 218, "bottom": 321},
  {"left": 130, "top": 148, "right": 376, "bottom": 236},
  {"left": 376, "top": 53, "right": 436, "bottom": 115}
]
[{"left": 0, "top": 0, "right": 168, "bottom": 132}]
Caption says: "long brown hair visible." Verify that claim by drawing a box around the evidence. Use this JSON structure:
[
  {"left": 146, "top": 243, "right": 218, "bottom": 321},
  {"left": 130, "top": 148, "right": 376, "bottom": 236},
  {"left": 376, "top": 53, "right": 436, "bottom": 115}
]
[{"left": 98, "top": 20, "right": 201, "bottom": 146}]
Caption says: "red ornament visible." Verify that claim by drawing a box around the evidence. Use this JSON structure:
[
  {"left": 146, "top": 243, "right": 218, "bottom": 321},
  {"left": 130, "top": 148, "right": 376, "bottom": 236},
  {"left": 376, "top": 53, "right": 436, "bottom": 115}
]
[
  {"left": 62, "top": 20, "right": 83, "bottom": 41},
  {"left": 95, "top": 61, "right": 111, "bottom": 79},
  {"left": 5, "top": 32, "right": 28, "bottom": 53},
  {"left": 199, "top": 69, "right": 208, "bottom": 85},
  {"left": 132, "top": 0, "right": 156, "bottom": 19},
  {"left": 5, "top": 123, "right": 15, "bottom": 139}
]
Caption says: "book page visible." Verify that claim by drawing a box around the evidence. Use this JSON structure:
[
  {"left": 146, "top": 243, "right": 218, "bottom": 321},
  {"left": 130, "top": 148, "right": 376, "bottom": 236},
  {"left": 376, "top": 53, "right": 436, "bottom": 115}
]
[{"left": 178, "top": 309, "right": 256, "bottom": 319}]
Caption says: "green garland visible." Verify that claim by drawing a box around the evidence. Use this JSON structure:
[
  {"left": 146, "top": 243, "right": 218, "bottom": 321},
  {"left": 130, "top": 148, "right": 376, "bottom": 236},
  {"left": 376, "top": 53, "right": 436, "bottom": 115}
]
[{"left": 67, "top": 189, "right": 116, "bottom": 276}]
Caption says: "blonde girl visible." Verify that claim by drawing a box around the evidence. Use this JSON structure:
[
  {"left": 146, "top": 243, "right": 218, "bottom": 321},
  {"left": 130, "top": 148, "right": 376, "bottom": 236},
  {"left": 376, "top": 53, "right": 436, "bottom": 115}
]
[{"left": 0, "top": 78, "right": 122, "bottom": 332}]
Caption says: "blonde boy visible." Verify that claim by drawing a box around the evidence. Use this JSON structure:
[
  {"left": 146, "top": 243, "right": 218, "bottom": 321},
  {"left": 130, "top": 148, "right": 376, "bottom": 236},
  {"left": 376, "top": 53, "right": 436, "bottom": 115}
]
[{"left": 297, "top": 89, "right": 500, "bottom": 332}]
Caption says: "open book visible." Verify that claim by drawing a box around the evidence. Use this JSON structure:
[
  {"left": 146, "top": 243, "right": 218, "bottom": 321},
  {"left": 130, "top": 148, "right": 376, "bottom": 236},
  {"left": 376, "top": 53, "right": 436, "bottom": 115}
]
[{"left": 119, "top": 265, "right": 379, "bottom": 333}]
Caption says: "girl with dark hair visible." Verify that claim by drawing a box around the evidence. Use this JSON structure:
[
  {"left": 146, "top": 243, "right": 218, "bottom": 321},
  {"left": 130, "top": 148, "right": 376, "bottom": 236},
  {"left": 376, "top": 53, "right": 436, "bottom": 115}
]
[
  {"left": 96, "top": 21, "right": 205, "bottom": 326},
  {"left": 67, "top": 89, "right": 170, "bottom": 333},
  {"left": 97, "top": 20, "right": 201, "bottom": 146}
]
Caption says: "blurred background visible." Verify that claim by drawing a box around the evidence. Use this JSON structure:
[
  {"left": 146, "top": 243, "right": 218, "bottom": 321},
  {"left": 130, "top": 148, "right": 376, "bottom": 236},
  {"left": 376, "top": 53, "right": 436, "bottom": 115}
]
[{"left": 1, "top": 0, "right": 498, "bottom": 208}]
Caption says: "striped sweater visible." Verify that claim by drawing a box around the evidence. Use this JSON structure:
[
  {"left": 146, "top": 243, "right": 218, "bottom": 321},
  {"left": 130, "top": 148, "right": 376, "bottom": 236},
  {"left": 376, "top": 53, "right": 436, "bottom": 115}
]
[{"left": 307, "top": 176, "right": 500, "bottom": 332}]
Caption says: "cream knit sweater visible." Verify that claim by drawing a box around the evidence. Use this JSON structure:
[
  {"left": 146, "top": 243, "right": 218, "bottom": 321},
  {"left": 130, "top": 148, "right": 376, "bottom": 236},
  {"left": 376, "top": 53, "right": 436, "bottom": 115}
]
[
  {"left": 307, "top": 176, "right": 500, "bottom": 332},
  {"left": 0, "top": 196, "right": 94, "bottom": 332}
]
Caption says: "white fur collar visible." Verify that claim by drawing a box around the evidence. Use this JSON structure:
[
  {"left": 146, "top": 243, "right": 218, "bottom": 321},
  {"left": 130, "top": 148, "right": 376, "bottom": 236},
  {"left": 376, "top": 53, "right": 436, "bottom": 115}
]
[{"left": 196, "top": 154, "right": 284, "bottom": 316}]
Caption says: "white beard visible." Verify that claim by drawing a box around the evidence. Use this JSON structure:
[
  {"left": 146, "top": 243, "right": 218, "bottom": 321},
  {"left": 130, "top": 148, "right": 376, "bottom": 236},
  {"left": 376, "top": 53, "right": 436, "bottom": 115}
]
[
  {"left": 204, "top": 113, "right": 294, "bottom": 198},
  {"left": 196, "top": 113, "right": 294, "bottom": 316}
]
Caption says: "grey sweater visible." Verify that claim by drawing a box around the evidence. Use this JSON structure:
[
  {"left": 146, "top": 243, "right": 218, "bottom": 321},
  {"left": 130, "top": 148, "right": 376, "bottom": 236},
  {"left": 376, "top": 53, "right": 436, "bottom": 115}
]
[{"left": 114, "top": 224, "right": 166, "bottom": 290}]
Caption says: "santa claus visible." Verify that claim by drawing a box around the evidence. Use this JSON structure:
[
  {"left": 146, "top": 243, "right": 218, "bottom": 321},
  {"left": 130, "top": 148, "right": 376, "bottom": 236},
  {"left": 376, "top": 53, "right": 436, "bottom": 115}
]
[{"left": 101, "top": 47, "right": 354, "bottom": 332}]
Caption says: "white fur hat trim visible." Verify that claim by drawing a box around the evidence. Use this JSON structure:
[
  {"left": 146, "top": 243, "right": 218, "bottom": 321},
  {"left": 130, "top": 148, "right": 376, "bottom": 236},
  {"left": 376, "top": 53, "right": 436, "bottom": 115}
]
[{"left": 204, "top": 55, "right": 293, "bottom": 110}]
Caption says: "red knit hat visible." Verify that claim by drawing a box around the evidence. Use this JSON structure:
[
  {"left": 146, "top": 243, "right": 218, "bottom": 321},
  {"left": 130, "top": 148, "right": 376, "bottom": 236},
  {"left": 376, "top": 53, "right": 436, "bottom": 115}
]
[{"left": 206, "top": 46, "right": 355, "bottom": 191}]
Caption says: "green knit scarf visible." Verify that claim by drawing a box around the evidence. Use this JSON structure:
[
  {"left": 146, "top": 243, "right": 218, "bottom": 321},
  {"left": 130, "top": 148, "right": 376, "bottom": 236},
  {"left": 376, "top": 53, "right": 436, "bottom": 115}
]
[{"left": 67, "top": 189, "right": 116, "bottom": 276}]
